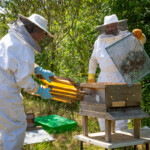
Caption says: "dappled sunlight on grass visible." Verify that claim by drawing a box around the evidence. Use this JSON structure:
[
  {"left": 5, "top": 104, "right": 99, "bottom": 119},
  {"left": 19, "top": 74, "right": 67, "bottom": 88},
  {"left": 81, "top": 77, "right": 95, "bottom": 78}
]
[
  {"left": 23, "top": 95, "right": 103, "bottom": 149},
  {"left": 23, "top": 95, "right": 149, "bottom": 150}
]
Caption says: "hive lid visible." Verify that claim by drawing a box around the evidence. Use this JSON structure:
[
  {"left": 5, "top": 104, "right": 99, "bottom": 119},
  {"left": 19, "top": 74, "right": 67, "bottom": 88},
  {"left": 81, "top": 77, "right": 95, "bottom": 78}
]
[{"left": 106, "top": 33, "right": 150, "bottom": 86}]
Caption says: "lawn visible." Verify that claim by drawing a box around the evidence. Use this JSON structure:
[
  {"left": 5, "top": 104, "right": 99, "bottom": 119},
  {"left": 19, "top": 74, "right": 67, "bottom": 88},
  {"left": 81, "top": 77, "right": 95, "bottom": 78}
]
[{"left": 23, "top": 95, "right": 149, "bottom": 150}]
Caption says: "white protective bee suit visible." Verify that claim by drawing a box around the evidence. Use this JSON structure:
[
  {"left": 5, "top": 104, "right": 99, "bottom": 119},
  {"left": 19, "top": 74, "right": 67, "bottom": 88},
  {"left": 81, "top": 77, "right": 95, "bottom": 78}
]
[
  {"left": 0, "top": 20, "right": 39, "bottom": 150},
  {"left": 89, "top": 31, "right": 130, "bottom": 131}
]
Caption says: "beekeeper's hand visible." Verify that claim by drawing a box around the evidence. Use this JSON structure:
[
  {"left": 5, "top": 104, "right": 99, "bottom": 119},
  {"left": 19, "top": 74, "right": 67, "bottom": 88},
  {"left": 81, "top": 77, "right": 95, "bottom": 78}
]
[
  {"left": 88, "top": 73, "right": 95, "bottom": 83},
  {"left": 35, "top": 86, "right": 52, "bottom": 99},
  {"left": 35, "top": 66, "right": 54, "bottom": 83},
  {"left": 132, "top": 29, "right": 146, "bottom": 45}
]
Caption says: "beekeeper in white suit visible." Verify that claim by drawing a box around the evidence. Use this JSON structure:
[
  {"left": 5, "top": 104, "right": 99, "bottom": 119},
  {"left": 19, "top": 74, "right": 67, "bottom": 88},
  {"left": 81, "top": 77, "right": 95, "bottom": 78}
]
[
  {"left": 0, "top": 14, "right": 55, "bottom": 150},
  {"left": 88, "top": 14, "right": 146, "bottom": 131}
]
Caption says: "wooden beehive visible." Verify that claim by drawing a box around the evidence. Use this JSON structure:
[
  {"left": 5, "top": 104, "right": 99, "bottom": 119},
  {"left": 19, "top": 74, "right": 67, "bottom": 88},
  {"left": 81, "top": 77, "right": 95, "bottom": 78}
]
[{"left": 79, "top": 83, "right": 148, "bottom": 120}]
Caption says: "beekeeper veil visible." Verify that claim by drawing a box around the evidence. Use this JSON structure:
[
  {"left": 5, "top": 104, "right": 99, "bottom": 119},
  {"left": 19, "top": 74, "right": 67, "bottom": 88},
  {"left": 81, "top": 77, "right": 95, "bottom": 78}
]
[
  {"left": 96, "top": 14, "right": 128, "bottom": 37},
  {"left": 7, "top": 14, "right": 54, "bottom": 53}
]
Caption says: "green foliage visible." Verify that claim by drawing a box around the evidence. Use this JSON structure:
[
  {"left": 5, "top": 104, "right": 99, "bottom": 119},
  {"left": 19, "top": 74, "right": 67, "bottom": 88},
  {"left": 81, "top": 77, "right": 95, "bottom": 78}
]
[
  {"left": 141, "top": 75, "right": 150, "bottom": 127},
  {"left": 0, "top": 0, "right": 104, "bottom": 83},
  {"left": 0, "top": 0, "right": 150, "bottom": 149}
]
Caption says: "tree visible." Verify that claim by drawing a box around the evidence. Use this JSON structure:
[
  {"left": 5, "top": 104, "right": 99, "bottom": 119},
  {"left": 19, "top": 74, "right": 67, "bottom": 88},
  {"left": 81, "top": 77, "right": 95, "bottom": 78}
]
[{"left": 0, "top": 0, "right": 150, "bottom": 127}]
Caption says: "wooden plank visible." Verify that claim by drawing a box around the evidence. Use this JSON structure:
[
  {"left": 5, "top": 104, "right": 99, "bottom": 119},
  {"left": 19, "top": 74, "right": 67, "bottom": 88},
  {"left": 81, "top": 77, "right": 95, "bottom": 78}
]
[
  {"left": 82, "top": 116, "right": 88, "bottom": 136},
  {"left": 75, "top": 128, "right": 150, "bottom": 149},
  {"left": 80, "top": 102, "right": 107, "bottom": 112},
  {"left": 76, "top": 108, "right": 147, "bottom": 122},
  {"left": 107, "top": 109, "right": 148, "bottom": 120},
  {"left": 80, "top": 88, "right": 96, "bottom": 103},
  {"left": 80, "top": 83, "right": 106, "bottom": 88},
  {"left": 134, "top": 119, "right": 140, "bottom": 138},
  {"left": 112, "top": 101, "right": 126, "bottom": 107},
  {"left": 79, "top": 109, "right": 112, "bottom": 120},
  {"left": 80, "top": 101, "right": 106, "bottom": 107},
  {"left": 111, "top": 121, "right": 115, "bottom": 133},
  {"left": 105, "top": 120, "right": 111, "bottom": 142},
  {"left": 107, "top": 106, "right": 141, "bottom": 112},
  {"left": 80, "top": 83, "right": 140, "bottom": 88},
  {"left": 105, "top": 84, "right": 141, "bottom": 107},
  {"left": 26, "top": 126, "right": 43, "bottom": 131},
  {"left": 81, "top": 88, "right": 105, "bottom": 103}
]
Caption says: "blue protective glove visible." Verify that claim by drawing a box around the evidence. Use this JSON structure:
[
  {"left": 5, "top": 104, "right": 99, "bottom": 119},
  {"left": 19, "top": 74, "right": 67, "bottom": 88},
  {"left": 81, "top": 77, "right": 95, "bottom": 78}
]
[
  {"left": 35, "top": 86, "right": 52, "bottom": 99},
  {"left": 35, "top": 66, "right": 54, "bottom": 83}
]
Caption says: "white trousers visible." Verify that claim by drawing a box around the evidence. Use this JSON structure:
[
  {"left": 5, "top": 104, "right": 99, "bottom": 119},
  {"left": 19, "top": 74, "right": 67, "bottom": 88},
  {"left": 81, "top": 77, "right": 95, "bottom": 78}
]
[{"left": 98, "top": 118, "right": 128, "bottom": 131}]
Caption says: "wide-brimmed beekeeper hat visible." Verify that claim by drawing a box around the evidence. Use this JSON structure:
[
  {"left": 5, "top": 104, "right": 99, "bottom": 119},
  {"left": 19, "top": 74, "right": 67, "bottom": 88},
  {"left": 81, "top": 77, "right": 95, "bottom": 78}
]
[
  {"left": 104, "top": 14, "right": 119, "bottom": 25},
  {"left": 96, "top": 14, "right": 128, "bottom": 33},
  {"left": 19, "top": 14, "right": 54, "bottom": 38}
]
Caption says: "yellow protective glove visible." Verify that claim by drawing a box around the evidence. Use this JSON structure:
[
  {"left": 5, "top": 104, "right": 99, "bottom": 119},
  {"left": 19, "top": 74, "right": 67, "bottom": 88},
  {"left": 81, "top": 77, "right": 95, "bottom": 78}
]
[
  {"left": 139, "top": 33, "right": 146, "bottom": 45},
  {"left": 132, "top": 29, "right": 146, "bottom": 45},
  {"left": 88, "top": 73, "right": 95, "bottom": 83},
  {"left": 132, "top": 29, "right": 142, "bottom": 39}
]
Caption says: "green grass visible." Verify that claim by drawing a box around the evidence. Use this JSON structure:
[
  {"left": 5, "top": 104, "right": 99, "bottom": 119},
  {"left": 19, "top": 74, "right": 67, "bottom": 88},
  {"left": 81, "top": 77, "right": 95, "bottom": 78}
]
[{"left": 23, "top": 95, "right": 149, "bottom": 150}]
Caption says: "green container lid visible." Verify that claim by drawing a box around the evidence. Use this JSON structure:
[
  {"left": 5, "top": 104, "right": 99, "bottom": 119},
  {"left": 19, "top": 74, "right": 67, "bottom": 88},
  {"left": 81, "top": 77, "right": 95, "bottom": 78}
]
[{"left": 35, "top": 114, "right": 77, "bottom": 134}]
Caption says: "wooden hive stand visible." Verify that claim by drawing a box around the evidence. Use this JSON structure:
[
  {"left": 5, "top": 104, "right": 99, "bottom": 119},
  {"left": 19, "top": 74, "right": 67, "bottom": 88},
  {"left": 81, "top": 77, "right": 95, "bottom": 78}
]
[{"left": 75, "top": 83, "right": 149, "bottom": 150}]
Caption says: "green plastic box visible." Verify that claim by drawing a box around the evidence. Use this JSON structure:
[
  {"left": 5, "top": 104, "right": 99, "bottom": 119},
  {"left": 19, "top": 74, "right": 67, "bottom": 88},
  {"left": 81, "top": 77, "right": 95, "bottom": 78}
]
[{"left": 35, "top": 114, "right": 77, "bottom": 134}]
